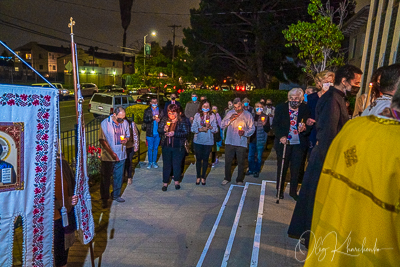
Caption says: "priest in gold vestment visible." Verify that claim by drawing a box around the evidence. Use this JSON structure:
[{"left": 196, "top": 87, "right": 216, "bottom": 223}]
[{"left": 303, "top": 111, "right": 400, "bottom": 266}]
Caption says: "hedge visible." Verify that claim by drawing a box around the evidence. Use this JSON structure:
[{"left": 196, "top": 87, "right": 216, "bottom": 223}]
[
  {"left": 126, "top": 104, "right": 148, "bottom": 124},
  {"left": 179, "top": 89, "right": 289, "bottom": 116}
]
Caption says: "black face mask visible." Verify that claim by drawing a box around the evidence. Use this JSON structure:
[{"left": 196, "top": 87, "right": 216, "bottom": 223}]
[
  {"left": 350, "top": 86, "right": 361, "bottom": 96},
  {"left": 266, "top": 104, "right": 272, "bottom": 107},
  {"left": 116, "top": 118, "right": 124, "bottom": 123},
  {"left": 289, "top": 101, "right": 301, "bottom": 109},
  {"left": 171, "top": 97, "right": 176, "bottom": 100}
]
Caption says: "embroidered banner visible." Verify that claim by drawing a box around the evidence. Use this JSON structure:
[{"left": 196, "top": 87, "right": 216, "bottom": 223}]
[{"left": 0, "top": 85, "right": 58, "bottom": 266}]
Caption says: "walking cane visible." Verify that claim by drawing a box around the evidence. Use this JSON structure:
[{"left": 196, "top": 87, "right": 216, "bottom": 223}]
[{"left": 276, "top": 143, "right": 287, "bottom": 204}]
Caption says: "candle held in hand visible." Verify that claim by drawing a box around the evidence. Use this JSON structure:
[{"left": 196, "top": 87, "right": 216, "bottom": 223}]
[
  {"left": 261, "top": 117, "right": 265, "bottom": 121},
  {"left": 206, "top": 119, "right": 209, "bottom": 124},
  {"left": 120, "top": 135, "right": 125, "bottom": 141},
  {"left": 167, "top": 121, "right": 171, "bottom": 126},
  {"left": 238, "top": 125, "right": 242, "bottom": 131}
]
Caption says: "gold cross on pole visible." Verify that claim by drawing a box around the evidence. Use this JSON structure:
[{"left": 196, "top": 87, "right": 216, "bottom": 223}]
[{"left": 68, "top": 17, "right": 75, "bottom": 34}]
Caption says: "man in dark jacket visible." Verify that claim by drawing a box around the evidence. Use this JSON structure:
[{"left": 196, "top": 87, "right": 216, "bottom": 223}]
[
  {"left": 288, "top": 64, "right": 363, "bottom": 247},
  {"left": 143, "top": 98, "right": 164, "bottom": 169},
  {"left": 163, "top": 93, "right": 181, "bottom": 114}
]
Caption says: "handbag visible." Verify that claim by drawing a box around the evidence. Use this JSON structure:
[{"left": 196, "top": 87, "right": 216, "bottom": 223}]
[{"left": 214, "top": 125, "right": 221, "bottom": 143}]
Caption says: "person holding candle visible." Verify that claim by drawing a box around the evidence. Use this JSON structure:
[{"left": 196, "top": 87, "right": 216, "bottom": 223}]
[
  {"left": 99, "top": 106, "right": 130, "bottom": 207},
  {"left": 246, "top": 102, "right": 270, "bottom": 178},
  {"left": 158, "top": 104, "right": 189, "bottom": 191},
  {"left": 272, "top": 88, "right": 311, "bottom": 200},
  {"left": 221, "top": 98, "right": 255, "bottom": 185},
  {"left": 143, "top": 98, "right": 164, "bottom": 169},
  {"left": 362, "top": 64, "right": 400, "bottom": 116},
  {"left": 191, "top": 100, "right": 218, "bottom": 185},
  {"left": 211, "top": 105, "right": 222, "bottom": 167}
]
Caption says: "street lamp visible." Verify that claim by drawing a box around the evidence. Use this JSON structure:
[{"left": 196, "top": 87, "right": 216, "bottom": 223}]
[{"left": 144, "top": 31, "right": 156, "bottom": 76}]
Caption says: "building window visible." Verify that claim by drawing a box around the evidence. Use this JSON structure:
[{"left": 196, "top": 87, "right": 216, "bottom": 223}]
[
  {"left": 39, "top": 65, "right": 43, "bottom": 70},
  {"left": 52, "top": 54, "right": 55, "bottom": 60},
  {"left": 39, "top": 54, "right": 43, "bottom": 59},
  {"left": 113, "top": 62, "right": 115, "bottom": 66},
  {"left": 53, "top": 65, "right": 56, "bottom": 70},
  {"left": 26, "top": 54, "right": 32, "bottom": 60},
  {"left": 89, "top": 60, "right": 95, "bottom": 65},
  {"left": 15, "top": 67, "right": 19, "bottom": 72}
]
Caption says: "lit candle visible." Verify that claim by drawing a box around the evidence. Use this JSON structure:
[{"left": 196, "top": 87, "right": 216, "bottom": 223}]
[
  {"left": 238, "top": 125, "right": 242, "bottom": 131},
  {"left": 167, "top": 121, "right": 171, "bottom": 126},
  {"left": 120, "top": 135, "right": 125, "bottom": 141},
  {"left": 261, "top": 117, "right": 265, "bottom": 121},
  {"left": 155, "top": 115, "right": 158, "bottom": 118},
  {"left": 206, "top": 119, "right": 209, "bottom": 124}
]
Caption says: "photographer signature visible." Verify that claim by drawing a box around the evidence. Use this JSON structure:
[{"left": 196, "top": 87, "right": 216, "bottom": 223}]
[{"left": 295, "top": 231, "right": 393, "bottom": 262}]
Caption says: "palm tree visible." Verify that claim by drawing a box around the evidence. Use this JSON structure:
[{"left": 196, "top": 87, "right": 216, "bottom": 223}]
[{"left": 119, "top": 0, "right": 134, "bottom": 76}]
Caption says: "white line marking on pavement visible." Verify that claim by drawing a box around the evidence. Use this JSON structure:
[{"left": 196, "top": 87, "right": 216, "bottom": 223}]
[
  {"left": 196, "top": 185, "right": 234, "bottom": 267},
  {"left": 221, "top": 183, "right": 249, "bottom": 267},
  {"left": 60, "top": 113, "right": 90, "bottom": 119},
  {"left": 251, "top": 180, "right": 267, "bottom": 266}
]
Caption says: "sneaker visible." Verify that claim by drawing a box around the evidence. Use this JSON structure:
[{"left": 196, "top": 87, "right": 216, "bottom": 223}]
[
  {"left": 253, "top": 172, "right": 259, "bottom": 178},
  {"left": 221, "top": 180, "right": 230, "bottom": 185},
  {"left": 153, "top": 162, "right": 159, "bottom": 169},
  {"left": 236, "top": 181, "right": 244, "bottom": 185},
  {"left": 212, "top": 163, "right": 215, "bottom": 168},
  {"left": 162, "top": 186, "right": 168, "bottom": 191},
  {"left": 245, "top": 170, "right": 253, "bottom": 175},
  {"left": 114, "top": 197, "right": 125, "bottom": 203},
  {"left": 147, "top": 162, "right": 152, "bottom": 169}
]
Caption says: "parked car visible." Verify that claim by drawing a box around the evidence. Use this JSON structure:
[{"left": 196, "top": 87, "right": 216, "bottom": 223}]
[
  {"left": 164, "top": 84, "right": 184, "bottom": 96},
  {"left": 89, "top": 93, "right": 135, "bottom": 118},
  {"left": 32, "top": 83, "right": 73, "bottom": 100},
  {"left": 101, "top": 84, "right": 125, "bottom": 93},
  {"left": 80, "top": 83, "right": 98, "bottom": 97},
  {"left": 221, "top": 85, "right": 231, "bottom": 91},
  {"left": 135, "top": 93, "right": 168, "bottom": 109}
]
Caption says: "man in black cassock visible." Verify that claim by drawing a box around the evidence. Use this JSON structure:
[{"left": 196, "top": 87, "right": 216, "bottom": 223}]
[{"left": 287, "top": 65, "right": 363, "bottom": 247}]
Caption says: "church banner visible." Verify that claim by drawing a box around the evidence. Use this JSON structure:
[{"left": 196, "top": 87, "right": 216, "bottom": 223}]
[{"left": 0, "top": 85, "right": 58, "bottom": 266}]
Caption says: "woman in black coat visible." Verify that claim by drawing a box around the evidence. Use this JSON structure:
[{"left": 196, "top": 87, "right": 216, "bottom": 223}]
[
  {"left": 158, "top": 104, "right": 189, "bottom": 191},
  {"left": 272, "top": 88, "right": 311, "bottom": 200}
]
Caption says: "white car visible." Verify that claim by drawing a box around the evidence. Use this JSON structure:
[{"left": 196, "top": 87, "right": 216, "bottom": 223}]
[
  {"left": 32, "top": 83, "right": 73, "bottom": 100},
  {"left": 80, "top": 83, "right": 99, "bottom": 97},
  {"left": 89, "top": 93, "right": 135, "bottom": 118}
]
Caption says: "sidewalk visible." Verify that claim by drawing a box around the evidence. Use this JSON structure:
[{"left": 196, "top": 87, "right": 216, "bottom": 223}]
[{"left": 68, "top": 147, "right": 306, "bottom": 267}]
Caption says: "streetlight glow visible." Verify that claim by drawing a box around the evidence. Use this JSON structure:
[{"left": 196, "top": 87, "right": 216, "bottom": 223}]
[
  {"left": 113, "top": 71, "right": 116, "bottom": 75},
  {"left": 151, "top": 31, "right": 157, "bottom": 36},
  {"left": 90, "top": 70, "right": 95, "bottom": 74}
]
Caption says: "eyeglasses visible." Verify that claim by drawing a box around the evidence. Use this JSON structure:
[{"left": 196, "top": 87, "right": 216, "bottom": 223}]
[{"left": 168, "top": 112, "right": 177, "bottom": 115}]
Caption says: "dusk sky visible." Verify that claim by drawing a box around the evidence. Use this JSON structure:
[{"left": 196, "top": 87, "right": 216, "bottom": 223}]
[{"left": 0, "top": 0, "right": 200, "bottom": 53}]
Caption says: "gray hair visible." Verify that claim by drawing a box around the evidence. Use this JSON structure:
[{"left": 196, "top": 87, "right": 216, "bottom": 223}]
[
  {"left": 288, "top": 88, "right": 304, "bottom": 100},
  {"left": 233, "top": 97, "right": 242, "bottom": 104}
]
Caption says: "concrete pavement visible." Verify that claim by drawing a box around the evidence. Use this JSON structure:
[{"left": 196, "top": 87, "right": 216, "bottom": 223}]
[{"left": 68, "top": 148, "right": 306, "bottom": 267}]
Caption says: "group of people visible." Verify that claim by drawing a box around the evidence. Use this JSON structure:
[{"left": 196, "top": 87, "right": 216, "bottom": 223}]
[{"left": 96, "top": 62, "right": 400, "bottom": 265}]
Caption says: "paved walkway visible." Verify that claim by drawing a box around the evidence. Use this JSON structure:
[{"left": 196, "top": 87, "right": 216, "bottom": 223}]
[{"left": 68, "top": 148, "right": 306, "bottom": 267}]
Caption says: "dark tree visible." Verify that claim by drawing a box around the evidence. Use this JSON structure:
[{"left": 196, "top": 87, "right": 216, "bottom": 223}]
[
  {"left": 183, "top": 0, "right": 311, "bottom": 88},
  {"left": 119, "top": 0, "right": 134, "bottom": 74}
]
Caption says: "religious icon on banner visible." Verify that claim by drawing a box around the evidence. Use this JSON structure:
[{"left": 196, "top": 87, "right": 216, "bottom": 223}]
[{"left": 0, "top": 122, "right": 24, "bottom": 192}]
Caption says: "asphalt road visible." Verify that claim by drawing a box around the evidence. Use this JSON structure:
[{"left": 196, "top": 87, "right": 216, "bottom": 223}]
[{"left": 59, "top": 97, "right": 94, "bottom": 132}]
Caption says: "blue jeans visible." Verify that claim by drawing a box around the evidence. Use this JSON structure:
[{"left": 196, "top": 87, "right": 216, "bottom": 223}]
[
  {"left": 100, "top": 159, "right": 126, "bottom": 200},
  {"left": 248, "top": 142, "right": 266, "bottom": 173},
  {"left": 147, "top": 134, "right": 161, "bottom": 163}
]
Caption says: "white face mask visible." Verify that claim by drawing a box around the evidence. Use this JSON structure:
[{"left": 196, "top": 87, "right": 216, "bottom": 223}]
[{"left": 322, "top": 83, "right": 333, "bottom": 91}]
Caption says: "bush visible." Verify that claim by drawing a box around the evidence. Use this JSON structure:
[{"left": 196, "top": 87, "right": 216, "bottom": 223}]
[
  {"left": 179, "top": 89, "right": 289, "bottom": 117},
  {"left": 126, "top": 104, "right": 148, "bottom": 124}
]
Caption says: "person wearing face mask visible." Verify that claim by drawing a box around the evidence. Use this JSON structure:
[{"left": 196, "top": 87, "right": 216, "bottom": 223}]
[
  {"left": 242, "top": 97, "right": 254, "bottom": 114},
  {"left": 184, "top": 93, "right": 200, "bottom": 124},
  {"left": 362, "top": 63, "right": 400, "bottom": 117},
  {"left": 99, "top": 106, "right": 130, "bottom": 207},
  {"left": 272, "top": 88, "right": 311, "bottom": 200},
  {"left": 211, "top": 105, "right": 222, "bottom": 167},
  {"left": 164, "top": 93, "right": 181, "bottom": 114},
  {"left": 158, "top": 104, "right": 189, "bottom": 191},
  {"left": 191, "top": 100, "right": 218, "bottom": 185},
  {"left": 288, "top": 65, "right": 363, "bottom": 247},
  {"left": 143, "top": 98, "right": 164, "bottom": 169},
  {"left": 221, "top": 98, "right": 255, "bottom": 186},
  {"left": 246, "top": 102, "right": 270, "bottom": 178},
  {"left": 263, "top": 99, "right": 275, "bottom": 127},
  {"left": 225, "top": 101, "right": 234, "bottom": 117}
]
